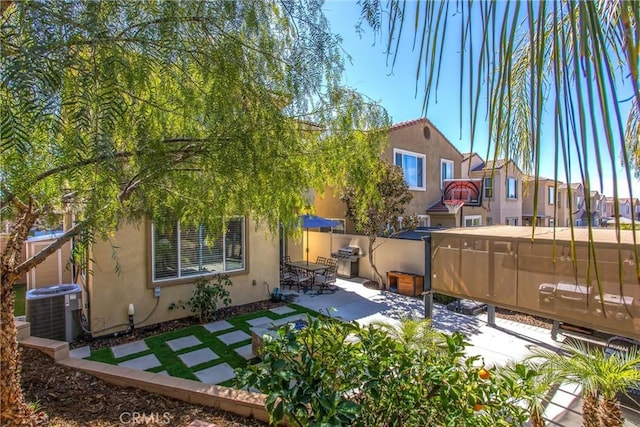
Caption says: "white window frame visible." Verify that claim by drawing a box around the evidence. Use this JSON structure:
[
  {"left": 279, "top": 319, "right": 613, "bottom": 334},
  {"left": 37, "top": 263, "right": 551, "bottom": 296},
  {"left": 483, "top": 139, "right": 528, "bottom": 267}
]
[
  {"left": 394, "top": 148, "right": 426, "bottom": 191},
  {"left": 440, "top": 159, "right": 454, "bottom": 189},
  {"left": 483, "top": 177, "right": 493, "bottom": 199},
  {"left": 506, "top": 217, "right": 518, "bottom": 226},
  {"left": 464, "top": 215, "right": 482, "bottom": 227},
  {"left": 319, "top": 219, "right": 346, "bottom": 234},
  {"left": 417, "top": 215, "right": 430, "bottom": 227},
  {"left": 151, "top": 218, "right": 246, "bottom": 283},
  {"left": 507, "top": 177, "right": 518, "bottom": 200},
  {"left": 548, "top": 186, "right": 555, "bottom": 205}
]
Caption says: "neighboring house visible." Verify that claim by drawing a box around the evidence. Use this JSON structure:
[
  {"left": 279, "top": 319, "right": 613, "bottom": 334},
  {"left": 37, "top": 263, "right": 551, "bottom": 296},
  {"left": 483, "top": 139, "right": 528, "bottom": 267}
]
[
  {"left": 79, "top": 216, "right": 277, "bottom": 337},
  {"left": 572, "top": 189, "right": 605, "bottom": 227},
  {"left": 557, "top": 182, "right": 585, "bottom": 226},
  {"left": 314, "top": 117, "right": 465, "bottom": 230},
  {"left": 460, "top": 154, "right": 523, "bottom": 226},
  {"left": 618, "top": 198, "right": 640, "bottom": 221},
  {"left": 521, "top": 176, "right": 559, "bottom": 227}
]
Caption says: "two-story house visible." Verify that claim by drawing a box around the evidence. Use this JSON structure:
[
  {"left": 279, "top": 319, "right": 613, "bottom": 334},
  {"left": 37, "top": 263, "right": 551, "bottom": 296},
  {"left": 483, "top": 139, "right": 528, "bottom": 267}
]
[
  {"left": 314, "top": 117, "right": 465, "bottom": 229},
  {"left": 557, "top": 182, "right": 585, "bottom": 226},
  {"left": 521, "top": 176, "right": 559, "bottom": 226},
  {"left": 618, "top": 198, "right": 640, "bottom": 221},
  {"left": 459, "top": 153, "right": 523, "bottom": 225}
]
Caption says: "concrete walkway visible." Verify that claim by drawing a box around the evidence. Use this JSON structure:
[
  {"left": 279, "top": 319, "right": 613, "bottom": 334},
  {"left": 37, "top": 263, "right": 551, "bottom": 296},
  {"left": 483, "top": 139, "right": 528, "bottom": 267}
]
[{"left": 289, "top": 277, "right": 640, "bottom": 426}]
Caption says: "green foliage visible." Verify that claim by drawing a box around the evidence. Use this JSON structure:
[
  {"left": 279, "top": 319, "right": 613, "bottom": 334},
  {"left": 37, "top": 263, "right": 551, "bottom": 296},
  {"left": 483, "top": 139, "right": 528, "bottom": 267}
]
[
  {"left": 341, "top": 160, "right": 418, "bottom": 286},
  {"left": 1, "top": 0, "right": 389, "bottom": 278},
  {"left": 529, "top": 338, "right": 640, "bottom": 426},
  {"left": 169, "top": 276, "right": 232, "bottom": 323},
  {"left": 236, "top": 317, "right": 533, "bottom": 426}
]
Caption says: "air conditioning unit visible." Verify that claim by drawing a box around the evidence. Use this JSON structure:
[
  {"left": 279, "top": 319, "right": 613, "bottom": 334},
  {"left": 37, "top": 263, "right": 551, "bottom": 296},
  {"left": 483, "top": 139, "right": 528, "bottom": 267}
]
[{"left": 26, "top": 284, "right": 82, "bottom": 342}]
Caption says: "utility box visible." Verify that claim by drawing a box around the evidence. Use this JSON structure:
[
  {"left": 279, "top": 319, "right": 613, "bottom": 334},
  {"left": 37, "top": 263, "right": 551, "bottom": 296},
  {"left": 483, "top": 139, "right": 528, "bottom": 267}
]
[
  {"left": 387, "top": 271, "right": 424, "bottom": 297},
  {"left": 26, "top": 284, "right": 82, "bottom": 342}
]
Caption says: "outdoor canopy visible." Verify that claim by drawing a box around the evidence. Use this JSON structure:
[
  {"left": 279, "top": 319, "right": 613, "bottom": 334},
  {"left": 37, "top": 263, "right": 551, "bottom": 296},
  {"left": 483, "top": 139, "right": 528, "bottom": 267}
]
[{"left": 299, "top": 214, "right": 339, "bottom": 264}]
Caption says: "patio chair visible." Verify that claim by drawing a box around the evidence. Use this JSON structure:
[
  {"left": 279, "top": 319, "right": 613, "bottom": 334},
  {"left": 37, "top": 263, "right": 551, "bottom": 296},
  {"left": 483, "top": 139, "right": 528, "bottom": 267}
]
[
  {"left": 280, "top": 264, "right": 296, "bottom": 290},
  {"left": 316, "top": 256, "right": 327, "bottom": 265},
  {"left": 289, "top": 267, "right": 311, "bottom": 292},
  {"left": 315, "top": 265, "right": 337, "bottom": 293}
]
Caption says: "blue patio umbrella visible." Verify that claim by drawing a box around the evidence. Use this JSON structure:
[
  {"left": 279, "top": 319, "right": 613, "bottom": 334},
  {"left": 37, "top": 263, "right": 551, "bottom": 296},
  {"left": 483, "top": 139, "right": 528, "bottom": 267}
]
[{"left": 300, "top": 214, "right": 339, "bottom": 264}]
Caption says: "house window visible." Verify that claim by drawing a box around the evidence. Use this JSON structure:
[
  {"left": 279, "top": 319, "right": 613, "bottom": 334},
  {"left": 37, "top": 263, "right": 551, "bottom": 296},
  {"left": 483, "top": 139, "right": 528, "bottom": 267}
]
[
  {"left": 548, "top": 218, "right": 555, "bottom": 227},
  {"left": 626, "top": 204, "right": 630, "bottom": 215},
  {"left": 417, "top": 215, "right": 430, "bottom": 227},
  {"left": 486, "top": 217, "right": 493, "bottom": 225},
  {"left": 507, "top": 177, "right": 518, "bottom": 199},
  {"left": 557, "top": 194, "right": 562, "bottom": 208},
  {"left": 464, "top": 215, "right": 482, "bottom": 227},
  {"left": 483, "top": 177, "right": 493, "bottom": 199},
  {"left": 319, "top": 219, "right": 346, "bottom": 234},
  {"left": 152, "top": 217, "right": 245, "bottom": 282},
  {"left": 576, "top": 196, "right": 583, "bottom": 208},
  {"left": 548, "top": 186, "right": 555, "bottom": 205},
  {"left": 506, "top": 217, "right": 518, "bottom": 226},
  {"left": 394, "top": 149, "right": 425, "bottom": 190},
  {"left": 440, "top": 159, "right": 454, "bottom": 189}
]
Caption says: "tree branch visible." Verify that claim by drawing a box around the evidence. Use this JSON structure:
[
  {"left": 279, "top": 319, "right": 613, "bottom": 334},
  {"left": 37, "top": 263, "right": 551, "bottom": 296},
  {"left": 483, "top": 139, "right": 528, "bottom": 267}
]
[{"left": 14, "top": 220, "right": 87, "bottom": 277}]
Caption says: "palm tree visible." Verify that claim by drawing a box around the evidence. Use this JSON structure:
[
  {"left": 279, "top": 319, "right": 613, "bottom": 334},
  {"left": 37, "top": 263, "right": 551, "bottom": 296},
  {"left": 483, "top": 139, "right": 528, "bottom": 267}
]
[
  {"left": 371, "top": 317, "right": 445, "bottom": 353},
  {"left": 358, "top": 0, "right": 640, "bottom": 282},
  {"left": 530, "top": 339, "right": 640, "bottom": 427}
]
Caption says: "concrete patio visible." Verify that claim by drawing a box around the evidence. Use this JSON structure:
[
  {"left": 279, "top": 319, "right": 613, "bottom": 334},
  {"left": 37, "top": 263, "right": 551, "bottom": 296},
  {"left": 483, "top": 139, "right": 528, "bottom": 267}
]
[{"left": 288, "top": 277, "right": 640, "bottom": 427}]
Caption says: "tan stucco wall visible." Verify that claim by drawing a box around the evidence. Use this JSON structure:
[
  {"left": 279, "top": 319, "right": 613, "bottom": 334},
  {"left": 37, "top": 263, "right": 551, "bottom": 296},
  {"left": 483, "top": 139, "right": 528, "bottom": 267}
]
[
  {"left": 87, "top": 219, "right": 277, "bottom": 337},
  {"left": 476, "top": 162, "right": 523, "bottom": 225},
  {"left": 306, "top": 231, "right": 425, "bottom": 284},
  {"left": 383, "top": 120, "right": 463, "bottom": 215},
  {"left": 522, "top": 178, "right": 556, "bottom": 226}
]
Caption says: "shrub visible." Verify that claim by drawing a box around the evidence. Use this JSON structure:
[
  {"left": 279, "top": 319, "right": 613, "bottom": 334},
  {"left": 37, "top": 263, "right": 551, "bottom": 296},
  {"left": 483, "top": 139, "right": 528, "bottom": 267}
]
[
  {"left": 236, "top": 317, "right": 535, "bottom": 426},
  {"left": 169, "top": 275, "right": 232, "bottom": 323}
]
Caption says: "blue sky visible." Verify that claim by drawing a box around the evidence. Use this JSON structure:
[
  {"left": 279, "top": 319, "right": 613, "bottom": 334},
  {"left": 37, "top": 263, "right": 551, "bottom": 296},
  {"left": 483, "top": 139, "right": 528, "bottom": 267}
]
[{"left": 323, "top": 1, "right": 639, "bottom": 200}]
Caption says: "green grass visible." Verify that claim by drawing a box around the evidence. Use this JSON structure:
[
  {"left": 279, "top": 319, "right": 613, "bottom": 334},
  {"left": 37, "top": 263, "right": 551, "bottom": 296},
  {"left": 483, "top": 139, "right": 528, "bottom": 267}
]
[
  {"left": 13, "top": 283, "right": 26, "bottom": 316},
  {"left": 86, "top": 304, "right": 321, "bottom": 384}
]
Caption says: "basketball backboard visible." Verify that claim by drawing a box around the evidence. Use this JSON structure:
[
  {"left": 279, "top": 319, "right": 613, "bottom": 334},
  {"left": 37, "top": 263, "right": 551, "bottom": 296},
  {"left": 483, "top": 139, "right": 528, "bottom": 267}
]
[{"left": 442, "top": 179, "right": 482, "bottom": 206}]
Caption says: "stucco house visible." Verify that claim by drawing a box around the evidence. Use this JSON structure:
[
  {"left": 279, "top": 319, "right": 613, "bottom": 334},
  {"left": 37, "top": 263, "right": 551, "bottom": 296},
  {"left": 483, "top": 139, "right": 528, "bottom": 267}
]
[
  {"left": 77, "top": 217, "right": 278, "bottom": 337},
  {"left": 557, "top": 182, "right": 585, "bottom": 226},
  {"left": 460, "top": 154, "right": 523, "bottom": 226},
  {"left": 618, "top": 198, "right": 640, "bottom": 221},
  {"left": 313, "top": 117, "right": 465, "bottom": 230},
  {"left": 521, "top": 176, "right": 559, "bottom": 227}
]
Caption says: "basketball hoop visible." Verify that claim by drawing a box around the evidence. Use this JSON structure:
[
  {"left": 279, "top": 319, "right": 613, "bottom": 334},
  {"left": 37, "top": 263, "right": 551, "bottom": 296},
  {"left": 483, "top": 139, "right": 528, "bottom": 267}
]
[{"left": 444, "top": 199, "right": 464, "bottom": 215}]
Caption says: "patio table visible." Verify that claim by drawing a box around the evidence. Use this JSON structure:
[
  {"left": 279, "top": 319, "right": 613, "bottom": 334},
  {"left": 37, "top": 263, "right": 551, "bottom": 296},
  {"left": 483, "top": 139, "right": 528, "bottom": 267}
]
[{"left": 286, "top": 261, "right": 328, "bottom": 290}]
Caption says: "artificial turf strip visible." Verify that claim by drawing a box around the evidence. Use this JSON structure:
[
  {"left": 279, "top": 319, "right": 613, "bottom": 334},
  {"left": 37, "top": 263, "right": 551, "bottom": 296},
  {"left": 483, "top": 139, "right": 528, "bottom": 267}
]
[
  {"left": 13, "top": 283, "right": 26, "bottom": 316},
  {"left": 84, "top": 304, "right": 322, "bottom": 383}
]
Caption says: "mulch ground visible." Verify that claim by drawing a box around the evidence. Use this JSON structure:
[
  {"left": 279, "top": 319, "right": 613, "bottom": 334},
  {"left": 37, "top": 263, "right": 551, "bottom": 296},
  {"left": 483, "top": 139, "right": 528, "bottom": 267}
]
[{"left": 21, "top": 300, "right": 285, "bottom": 426}]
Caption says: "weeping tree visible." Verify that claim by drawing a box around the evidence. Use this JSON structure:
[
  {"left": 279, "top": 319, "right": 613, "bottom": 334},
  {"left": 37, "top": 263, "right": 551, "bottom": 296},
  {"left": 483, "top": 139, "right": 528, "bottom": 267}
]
[
  {"left": 0, "top": 1, "right": 388, "bottom": 425},
  {"left": 359, "top": 0, "right": 639, "bottom": 281},
  {"left": 341, "top": 161, "right": 417, "bottom": 288}
]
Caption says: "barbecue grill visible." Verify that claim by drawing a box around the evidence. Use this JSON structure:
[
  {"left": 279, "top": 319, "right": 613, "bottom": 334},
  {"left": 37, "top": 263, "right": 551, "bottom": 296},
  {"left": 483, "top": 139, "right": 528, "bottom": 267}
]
[{"left": 331, "top": 246, "right": 362, "bottom": 278}]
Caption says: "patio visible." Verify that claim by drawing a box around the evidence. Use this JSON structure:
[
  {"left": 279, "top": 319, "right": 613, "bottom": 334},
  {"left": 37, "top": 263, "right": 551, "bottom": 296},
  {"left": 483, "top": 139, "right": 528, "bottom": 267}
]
[{"left": 64, "top": 276, "right": 640, "bottom": 426}]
